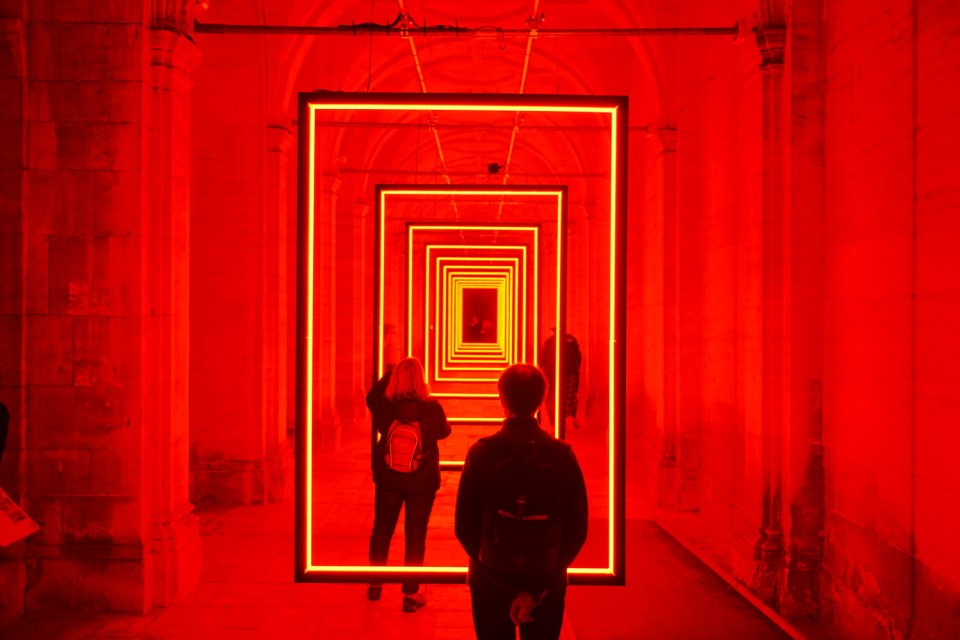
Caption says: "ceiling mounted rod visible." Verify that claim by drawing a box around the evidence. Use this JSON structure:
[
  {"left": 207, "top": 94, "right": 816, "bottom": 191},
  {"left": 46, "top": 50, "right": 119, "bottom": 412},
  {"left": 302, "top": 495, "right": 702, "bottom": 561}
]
[{"left": 195, "top": 22, "right": 743, "bottom": 38}]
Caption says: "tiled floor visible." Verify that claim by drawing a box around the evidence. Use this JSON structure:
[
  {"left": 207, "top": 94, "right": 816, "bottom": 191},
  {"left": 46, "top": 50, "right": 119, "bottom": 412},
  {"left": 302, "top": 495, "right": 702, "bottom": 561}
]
[
  {"left": 4, "top": 499, "right": 795, "bottom": 639},
  {"left": 4, "top": 418, "right": 796, "bottom": 639}
]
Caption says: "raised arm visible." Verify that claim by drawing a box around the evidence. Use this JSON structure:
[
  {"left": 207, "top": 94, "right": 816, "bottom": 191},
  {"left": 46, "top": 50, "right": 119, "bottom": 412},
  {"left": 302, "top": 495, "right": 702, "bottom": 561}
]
[{"left": 365, "top": 370, "right": 392, "bottom": 413}]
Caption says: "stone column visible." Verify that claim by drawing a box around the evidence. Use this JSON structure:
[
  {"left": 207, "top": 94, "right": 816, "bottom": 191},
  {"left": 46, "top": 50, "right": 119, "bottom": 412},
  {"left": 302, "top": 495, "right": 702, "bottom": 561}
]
[
  {"left": 657, "top": 128, "right": 680, "bottom": 510},
  {"left": 753, "top": 24, "right": 788, "bottom": 609},
  {"left": 263, "top": 125, "right": 294, "bottom": 501},
  {"left": 786, "top": 1, "right": 826, "bottom": 619},
  {"left": 0, "top": 11, "right": 26, "bottom": 627},
  {"left": 17, "top": 4, "right": 201, "bottom": 613},
  {"left": 333, "top": 196, "right": 362, "bottom": 430},
  {"left": 351, "top": 200, "right": 371, "bottom": 426},
  {"left": 143, "top": 27, "right": 202, "bottom": 606},
  {"left": 313, "top": 174, "right": 341, "bottom": 451}
]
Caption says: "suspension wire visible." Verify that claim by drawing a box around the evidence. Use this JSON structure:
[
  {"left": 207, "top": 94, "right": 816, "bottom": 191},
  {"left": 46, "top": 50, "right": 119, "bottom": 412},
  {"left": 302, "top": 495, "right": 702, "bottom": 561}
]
[
  {"left": 366, "top": 0, "right": 374, "bottom": 91},
  {"left": 496, "top": 0, "right": 543, "bottom": 220},
  {"left": 396, "top": 0, "right": 458, "bottom": 218}
]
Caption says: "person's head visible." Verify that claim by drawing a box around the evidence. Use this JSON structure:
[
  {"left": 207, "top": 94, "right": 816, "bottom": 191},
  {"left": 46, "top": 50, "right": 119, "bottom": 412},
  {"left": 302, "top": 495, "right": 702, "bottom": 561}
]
[
  {"left": 498, "top": 364, "right": 547, "bottom": 418},
  {"left": 386, "top": 357, "right": 430, "bottom": 400}
]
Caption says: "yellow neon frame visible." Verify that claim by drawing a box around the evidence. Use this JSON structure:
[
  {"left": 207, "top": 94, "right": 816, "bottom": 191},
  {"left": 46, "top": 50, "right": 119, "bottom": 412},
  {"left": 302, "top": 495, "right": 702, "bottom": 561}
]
[
  {"left": 448, "top": 278, "right": 510, "bottom": 362},
  {"left": 406, "top": 227, "right": 541, "bottom": 377},
  {"left": 299, "top": 94, "right": 624, "bottom": 583},
  {"left": 441, "top": 265, "right": 516, "bottom": 367},
  {"left": 408, "top": 227, "right": 539, "bottom": 395},
  {"left": 443, "top": 267, "right": 513, "bottom": 359}
]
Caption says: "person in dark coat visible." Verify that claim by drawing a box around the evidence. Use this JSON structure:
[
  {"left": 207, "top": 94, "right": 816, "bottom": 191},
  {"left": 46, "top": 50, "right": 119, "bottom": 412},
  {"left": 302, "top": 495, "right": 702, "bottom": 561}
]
[
  {"left": 540, "top": 328, "right": 582, "bottom": 437},
  {"left": 455, "top": 364, "right": 588, "bottom": 640},
  {"left": 366, "top": 357, "right": 450, "bottom": 612}
]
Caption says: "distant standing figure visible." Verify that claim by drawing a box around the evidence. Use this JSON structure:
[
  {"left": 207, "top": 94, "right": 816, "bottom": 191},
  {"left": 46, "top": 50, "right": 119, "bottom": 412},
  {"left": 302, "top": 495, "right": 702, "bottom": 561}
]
[
  {"left": 540, "top": 328, "right": 582, "bottom": 435},
  {"left": 365, "top": 357, "right": 451, "bottom": 612},
  {"left": 456, "top": 364, "right": 588, "bottom": 640}
]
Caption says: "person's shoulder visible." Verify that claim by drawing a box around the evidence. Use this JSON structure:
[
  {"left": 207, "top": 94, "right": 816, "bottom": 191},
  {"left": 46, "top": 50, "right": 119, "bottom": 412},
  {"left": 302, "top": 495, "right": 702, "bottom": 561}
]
[
  {"left": 465, "top": 433, "right": 500, "bottom": 459},
  {"left": 538, "top": 432, "right": 576, "bottom": 460},
  {"left": 420, "top": 397, "right": 446, "bottom": 414}
]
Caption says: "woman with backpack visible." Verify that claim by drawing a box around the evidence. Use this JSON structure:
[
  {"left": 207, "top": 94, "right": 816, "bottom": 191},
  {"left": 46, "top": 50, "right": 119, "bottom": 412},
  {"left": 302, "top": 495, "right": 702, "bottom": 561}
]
[{"left": 365, "top": 357, "right": 451, "bottom": 612}]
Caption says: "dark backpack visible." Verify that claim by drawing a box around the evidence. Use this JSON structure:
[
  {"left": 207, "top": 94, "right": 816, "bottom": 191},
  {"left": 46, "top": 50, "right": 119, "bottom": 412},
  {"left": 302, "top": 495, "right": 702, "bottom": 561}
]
[
  {"left": 478, "top": 439, "right": 564, "bottom": 574},
  {"left": 383, "top": 418, "right": 422, "bottom": 472}
]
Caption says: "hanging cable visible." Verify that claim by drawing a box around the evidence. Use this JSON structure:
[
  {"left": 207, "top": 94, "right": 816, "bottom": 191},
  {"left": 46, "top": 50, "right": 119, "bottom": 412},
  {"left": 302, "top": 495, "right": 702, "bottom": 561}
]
[
  {"left": 496, "top": 1, "right": 543, "bottom": 219},
  {"left": 366, "top": 0, "right": 374, "bottom": 91},
  {"left": 397, "top": 0, "right": 458, "bottom": 218}
]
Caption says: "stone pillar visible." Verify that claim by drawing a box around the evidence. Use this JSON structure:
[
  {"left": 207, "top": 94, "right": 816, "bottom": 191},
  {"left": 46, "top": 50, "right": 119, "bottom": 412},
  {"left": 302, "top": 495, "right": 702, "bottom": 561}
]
[
  {"left": 657, "top": 128, "right": 680, "bottom": 510},
  {"left": 351, "top": 200, "right": 371, "bottom": 426},
  {"left": 583, "top": 202, "right": 601, "bottom": 429},
  {"left": 143, "top": 27, "right": 202, "bottom": 606},
  {"left": 313, "top": 174, "right": 341, "bottom": 451},
  {"left": 0, "top": 11, "right": 26, "bottom": 628},
  {"left": 786, "top": 1, "right": 826, "bottom": 619},
  {"left": 333, "top": 195, "right": 362, "bottom": 430},
  {"left": 15, "top": 4, "right": 201, "bottom": 613},
  {"left": 753, "top": 24, "right": 788, "bottom": 609},
  {"left": 673, "top": 122, "right": 704, "bottom": 514},
  {"left": 263, "top": 125, "right": 294, "bottom": 501}
]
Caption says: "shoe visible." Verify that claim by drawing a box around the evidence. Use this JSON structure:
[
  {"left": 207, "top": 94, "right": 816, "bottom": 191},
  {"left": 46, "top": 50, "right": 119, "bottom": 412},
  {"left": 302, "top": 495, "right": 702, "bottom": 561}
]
[
  {"left": 366, "top": 584, "right": 382, "bottom": 601},
  {"left": 402, "top": 592, "right": 426, "bottom": 613}
]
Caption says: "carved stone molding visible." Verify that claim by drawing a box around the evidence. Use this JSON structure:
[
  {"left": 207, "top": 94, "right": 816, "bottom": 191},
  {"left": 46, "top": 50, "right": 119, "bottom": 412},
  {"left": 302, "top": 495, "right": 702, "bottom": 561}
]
[
  {"left": 150, "top": 27, "right": 200, "bottom": 80},
  {"left": 152, "top": 0, "right": 198, "bottom": 37},
  {"left": 266, "top": 124, "right": 294, "bottom": 155},
  {"left": 756, "top": 26, "right": 786, "bottom": 70}
]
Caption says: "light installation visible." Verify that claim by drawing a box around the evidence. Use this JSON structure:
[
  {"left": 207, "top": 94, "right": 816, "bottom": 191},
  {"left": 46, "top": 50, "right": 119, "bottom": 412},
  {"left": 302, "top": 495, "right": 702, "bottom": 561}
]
[{"left": 296, "top": 93, "right": 626, "bottom": 586}]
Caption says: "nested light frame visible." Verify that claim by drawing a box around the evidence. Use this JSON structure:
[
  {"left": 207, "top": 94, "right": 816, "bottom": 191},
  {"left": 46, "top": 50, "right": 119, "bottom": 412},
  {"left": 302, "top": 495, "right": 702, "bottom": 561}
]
[
  {"left": 448, "top": 267, "right": 518, "bottom": 357},
  {"left": 439, "top": 262, "right": 518, "bottom": 373},
  {"left": 444, "top": 259, "right": 523, "bottom": 359},
  {"left": 447, "top": 274, "right": 511, "bottom": 364},
  {"left": 441, "top": 261, "right": 515, "bottom": 362},
  {"left": 424, "top": 239, "right": 536, "bottom": 390},
  {"left": 297, "top": 93, "right": 626, "bottom": 586}
]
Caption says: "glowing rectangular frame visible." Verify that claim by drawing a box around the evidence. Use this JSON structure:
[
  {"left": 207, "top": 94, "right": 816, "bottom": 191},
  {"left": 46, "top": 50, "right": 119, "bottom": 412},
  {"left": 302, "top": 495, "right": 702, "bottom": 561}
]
[
  {"left": 440, "top": 264, "right": 516, "bottom": 370},
  {"left": 436, "top": 255, "right": 526, "bottom": 360},
  {"left": 297, "top": 93, "right": 626, "bottom": 587},
  {"left": 447, "top": 276, "right": 510, "bottom": 363},
  {"left": 424, "top": 246, "right": 531, "bottom": 365},
  {"left": 408, "top": 229, "right": 539, "bottom": 374},
  {"left": 443, "top": 265, "right": 513, "bottom": 358},
  {"left": 447, "top": 265, "right": 520, "bottom": 356},
  {"left": 408, "top": 224, "right": 538, "bottom": 392}
]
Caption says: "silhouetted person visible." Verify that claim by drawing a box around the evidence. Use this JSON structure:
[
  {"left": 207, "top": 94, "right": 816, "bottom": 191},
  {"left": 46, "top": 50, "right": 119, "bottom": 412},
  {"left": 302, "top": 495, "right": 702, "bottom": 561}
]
[
  {"left": 456, "top": 364, "right": 588, "bottom": 640},
  {"left": 366, "top": 357, "right": 450, "bottom": 612},
  {"left": 540, "top": 328, "right": 582, "bottom": 435},
  {"left": 467, "top": 314, "right": 483, "bottom": 342}
]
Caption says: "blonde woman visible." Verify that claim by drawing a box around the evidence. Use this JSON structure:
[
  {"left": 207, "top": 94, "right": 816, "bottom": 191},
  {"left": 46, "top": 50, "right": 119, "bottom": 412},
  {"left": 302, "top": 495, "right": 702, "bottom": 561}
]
[{"left": 365, "top": 357, "right": 450, "bottom": 612}]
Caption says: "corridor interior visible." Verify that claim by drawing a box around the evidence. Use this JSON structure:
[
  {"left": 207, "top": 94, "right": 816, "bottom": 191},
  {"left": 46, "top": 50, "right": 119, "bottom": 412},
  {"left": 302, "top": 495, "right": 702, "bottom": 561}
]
[{"left": 1, "top": 1, "right": 958, "bottom": 639}]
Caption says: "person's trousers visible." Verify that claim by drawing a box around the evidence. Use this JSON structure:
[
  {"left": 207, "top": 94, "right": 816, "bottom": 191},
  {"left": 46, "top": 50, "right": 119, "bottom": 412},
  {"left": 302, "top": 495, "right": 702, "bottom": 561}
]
[
  {"left": 368, "top": 485, "right": 436, "bottom": 594},
  {"left": 469, "top": 580, "right": 566, "bottom": 640}
]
